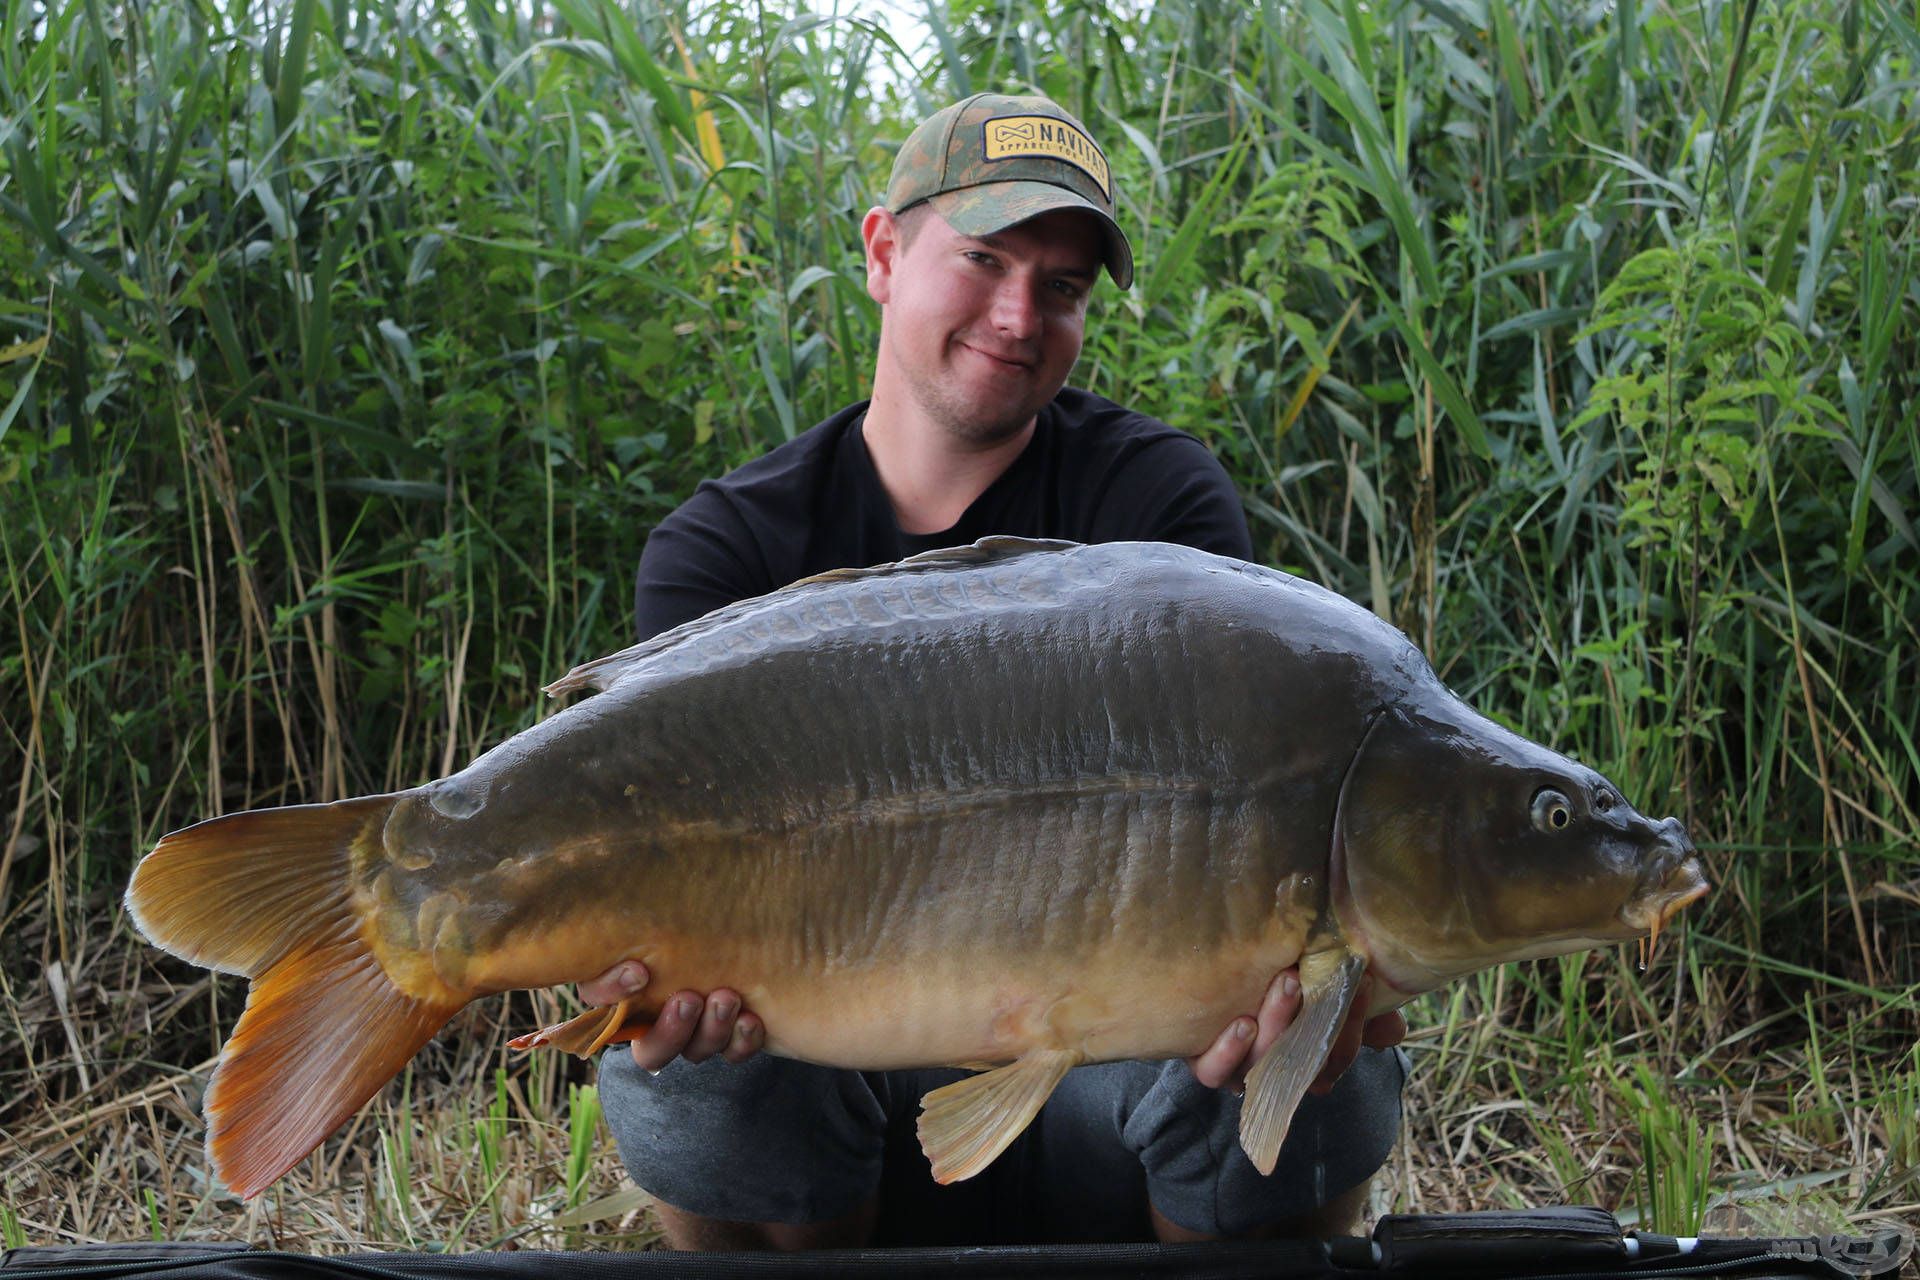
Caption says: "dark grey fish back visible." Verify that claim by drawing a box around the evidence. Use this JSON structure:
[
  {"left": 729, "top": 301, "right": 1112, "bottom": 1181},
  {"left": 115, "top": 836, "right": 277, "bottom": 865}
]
[
  {"left": 432, "top": 540, "right": 1441, "bottom": 847},
  {"left": 547, "top": 537, "right": 1100, "bottom": 695}
]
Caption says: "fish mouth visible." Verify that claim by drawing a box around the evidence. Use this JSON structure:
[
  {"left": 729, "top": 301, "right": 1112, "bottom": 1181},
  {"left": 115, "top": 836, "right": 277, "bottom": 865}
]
[{"left": 1620, "top": 856, "right": 1710, "bottom": 938}]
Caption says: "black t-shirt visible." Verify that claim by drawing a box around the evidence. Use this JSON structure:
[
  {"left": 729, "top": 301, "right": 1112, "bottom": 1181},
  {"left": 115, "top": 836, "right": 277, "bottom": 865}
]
[{"left": 633, "top": 387, "right": 1253, "bottom": 640}]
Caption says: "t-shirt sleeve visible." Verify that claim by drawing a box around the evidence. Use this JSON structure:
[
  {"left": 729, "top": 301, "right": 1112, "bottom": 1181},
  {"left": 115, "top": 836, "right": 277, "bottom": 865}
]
[
  {"left": 1088, "top": 434, "right": 1254, "bottom": 560},
  {"left": 633, "top": 486, "right": 770, "bottom": 641}
]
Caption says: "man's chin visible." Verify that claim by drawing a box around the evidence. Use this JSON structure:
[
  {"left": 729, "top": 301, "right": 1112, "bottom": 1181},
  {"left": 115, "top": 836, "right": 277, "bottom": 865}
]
[{"left": 920, "top": 382, "right": 1054, "bottom": 448}]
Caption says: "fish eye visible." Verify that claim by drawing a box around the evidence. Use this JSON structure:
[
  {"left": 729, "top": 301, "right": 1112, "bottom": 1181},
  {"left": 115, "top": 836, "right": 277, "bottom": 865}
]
[{"left": 1531, "top": 788, "right": 1574, "bottom": 832}]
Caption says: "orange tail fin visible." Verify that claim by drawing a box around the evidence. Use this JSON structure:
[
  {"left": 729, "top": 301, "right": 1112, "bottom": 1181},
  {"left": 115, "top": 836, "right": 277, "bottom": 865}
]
[{"left": 126, "top": 796, "right": 462, "bottom": 1199}]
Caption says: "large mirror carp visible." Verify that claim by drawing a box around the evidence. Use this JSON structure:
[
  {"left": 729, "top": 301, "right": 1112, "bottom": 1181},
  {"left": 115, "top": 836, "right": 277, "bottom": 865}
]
[{"left": 128, "top": 538, "right": 1708, "bottom": 1200}]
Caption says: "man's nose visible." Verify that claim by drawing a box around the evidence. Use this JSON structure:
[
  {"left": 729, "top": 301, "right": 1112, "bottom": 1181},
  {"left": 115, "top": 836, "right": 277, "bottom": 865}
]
[{"left": 989, "top": 277, "right": 1040, "bottom": 337}]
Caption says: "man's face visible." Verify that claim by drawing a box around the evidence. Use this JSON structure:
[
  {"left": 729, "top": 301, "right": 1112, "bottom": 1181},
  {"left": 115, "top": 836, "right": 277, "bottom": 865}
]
[{"left": 864, "top": 205, "right": 1101, "bottom": 447}]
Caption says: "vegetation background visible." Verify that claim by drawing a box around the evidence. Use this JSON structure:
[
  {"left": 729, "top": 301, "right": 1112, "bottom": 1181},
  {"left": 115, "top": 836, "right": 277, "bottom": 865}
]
[{"left": 2, "top": 0, "right": 1915, "bottom": 1252}]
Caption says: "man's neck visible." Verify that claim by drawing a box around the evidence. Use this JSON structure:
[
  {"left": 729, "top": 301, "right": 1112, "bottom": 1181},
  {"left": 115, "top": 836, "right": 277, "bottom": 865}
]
[{"left": 861, "top": 390, "right": 1037, "bottom": 536}]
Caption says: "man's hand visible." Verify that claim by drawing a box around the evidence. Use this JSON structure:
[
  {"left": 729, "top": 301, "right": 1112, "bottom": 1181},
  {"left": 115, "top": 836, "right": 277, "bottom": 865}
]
[
  {"left": 1186, "top": 968, "right": 1406, "bottom": 1095},
  {"left": 576, "top": 961, "right": 764, "bottom": 1071}
]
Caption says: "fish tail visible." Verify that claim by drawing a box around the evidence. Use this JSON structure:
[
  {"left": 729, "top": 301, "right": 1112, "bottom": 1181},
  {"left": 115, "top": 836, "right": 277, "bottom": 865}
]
[{"left": 126, "top": 795, "right": 462, "bottom": 1200}]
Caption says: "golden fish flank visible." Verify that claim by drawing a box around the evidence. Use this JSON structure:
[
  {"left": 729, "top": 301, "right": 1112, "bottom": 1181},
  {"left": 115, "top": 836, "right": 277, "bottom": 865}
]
[{"left": 125, "top": 537, "right": 1709, "bottom": 1200}]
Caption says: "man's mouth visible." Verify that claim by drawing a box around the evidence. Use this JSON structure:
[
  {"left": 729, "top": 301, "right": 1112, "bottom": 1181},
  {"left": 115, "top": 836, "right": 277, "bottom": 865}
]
[{"left": 960, "top": 341, "right": 1033, "bottom": 371}]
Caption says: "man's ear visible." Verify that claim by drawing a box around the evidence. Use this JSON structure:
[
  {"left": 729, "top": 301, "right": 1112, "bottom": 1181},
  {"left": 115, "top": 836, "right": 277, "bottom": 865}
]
[{"left": 862, "top": 205, "right": 897, "bottom": 305}]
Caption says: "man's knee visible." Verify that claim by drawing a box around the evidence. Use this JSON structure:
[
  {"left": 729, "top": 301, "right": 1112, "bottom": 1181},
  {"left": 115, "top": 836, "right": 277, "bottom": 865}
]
[{"left": 598, "top": 1049, "right": 887, "bottom": 1227}]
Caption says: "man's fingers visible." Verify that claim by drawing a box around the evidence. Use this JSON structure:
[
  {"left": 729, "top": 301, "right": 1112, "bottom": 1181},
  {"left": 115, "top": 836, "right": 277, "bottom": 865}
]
[
  {"left": 1362, "top": 1009, "right": 1407, "bottom": 1051},
  {"left": 683, "top": 990, "right": 743, "bottom": 1063},
  {"left": 630, "top": 991, "right": 702, "bottom": 1073},
  {"left": 578, "top": 959, "right": 649, "bottom": 1009},
  {"left": 1224, "top": 969, "right": 1303, "bottom": 1094},
  {"left": 722, "top": 1012, "right": 765, "bottom": 1064},
  {"left": 1185, "top": 967, "right": 1304, "bottom": 1093},
  {"left": 1249, "top": 970, "right": 1302, "bottom": 1065},
  {"left": 1185, "top": 1016, "right": 1256, "bottom": 1090}
]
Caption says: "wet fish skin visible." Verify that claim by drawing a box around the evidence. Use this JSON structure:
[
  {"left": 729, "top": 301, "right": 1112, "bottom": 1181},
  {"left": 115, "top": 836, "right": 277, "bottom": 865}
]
[
  {"left": 125, "top": 538, "right": 1707, "bottom": 1199},
  {"left": 360, "top": 544, "right": 1408, "bottom": 1048}
]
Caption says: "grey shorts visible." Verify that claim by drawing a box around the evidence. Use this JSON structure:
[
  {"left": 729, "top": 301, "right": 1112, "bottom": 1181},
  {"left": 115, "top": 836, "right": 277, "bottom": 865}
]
[{"left": 598, "top": 1046, "right": 1406, "bottom": 1244}]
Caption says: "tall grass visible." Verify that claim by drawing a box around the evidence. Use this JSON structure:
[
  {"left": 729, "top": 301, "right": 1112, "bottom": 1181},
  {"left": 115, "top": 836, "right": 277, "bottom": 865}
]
[{"left": 2, "top": 0, "right": 1915, "bottom": 1248}]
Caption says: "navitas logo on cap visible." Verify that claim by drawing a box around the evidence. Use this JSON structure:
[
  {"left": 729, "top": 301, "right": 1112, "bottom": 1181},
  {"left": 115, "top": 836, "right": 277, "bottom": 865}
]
[{"left": 980, "top": 115, "right": 1112, "bottom": 200}]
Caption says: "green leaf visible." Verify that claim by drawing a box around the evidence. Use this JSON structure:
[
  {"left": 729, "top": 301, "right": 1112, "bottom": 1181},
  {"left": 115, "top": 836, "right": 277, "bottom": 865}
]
[
  {"left": 1373, "top": 290, "right": 1492, "bottom": 459},
  {"left": 377, "top": 319, "right": 423, "bottom": 385},
  {"left": 257, "top": 398, "right": 424, "bottom": 461},
  {"left": 1481, "top": 308, "right": 1585, "bottom": 344},
  {"left": 0, "top": 346, "right": 40, "bottom": 449},
  {"left": 543, "top": 0, "right": 695, "bottom": 140},
  {"left": 334, "top": 477, "right": 445, "bottom": 501},
  {"left": 274, "top": 0, "right": 320, "bottom": 141},
  {"left": 924, "top": 1, "right": 970, "bottom": 99},
  {"left": 1143, "top": 128, "right": 1252, "bottom": 311},
  {"left": 786, "top": 264, "right": 842, "bottom": 301}
]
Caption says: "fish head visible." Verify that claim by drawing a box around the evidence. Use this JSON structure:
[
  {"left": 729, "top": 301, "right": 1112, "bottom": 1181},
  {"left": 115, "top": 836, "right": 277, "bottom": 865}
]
[{"left": 1330, "top": 704, "right": 1709, "bottom": 998}]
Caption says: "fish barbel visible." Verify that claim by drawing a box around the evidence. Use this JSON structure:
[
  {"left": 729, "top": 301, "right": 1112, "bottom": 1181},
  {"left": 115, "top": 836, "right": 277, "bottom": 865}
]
[{"left": 127, "top": 539, "right": 1708, "bottom": 1199}]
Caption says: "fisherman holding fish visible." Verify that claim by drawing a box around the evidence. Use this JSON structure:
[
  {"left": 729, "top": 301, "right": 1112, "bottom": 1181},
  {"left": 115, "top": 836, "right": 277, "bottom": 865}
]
[
  {"left": 578, "top": 93, "right": 1411, "bottom": 1251},
  {"left": 128, "top": 89, "right": 1706, "bottom": 1226}
]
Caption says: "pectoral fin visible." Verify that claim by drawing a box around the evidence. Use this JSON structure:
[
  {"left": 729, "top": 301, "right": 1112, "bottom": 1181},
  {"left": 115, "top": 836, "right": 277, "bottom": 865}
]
[
  {"left": 917, "top": 1048, "right": 1081, "bottom": 1184},
  {"left": 1237, "top": 950, "right": 1366, "bottom": 1175},
  {"left": 509, "top": 997, "right": 649, "bottom": 1057}
]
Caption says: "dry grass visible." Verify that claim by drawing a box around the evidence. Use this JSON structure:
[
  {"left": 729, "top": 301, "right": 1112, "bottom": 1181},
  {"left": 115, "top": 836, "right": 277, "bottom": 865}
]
[{"left": 2, "top": 897, "right": 657, "bottom": 1252}]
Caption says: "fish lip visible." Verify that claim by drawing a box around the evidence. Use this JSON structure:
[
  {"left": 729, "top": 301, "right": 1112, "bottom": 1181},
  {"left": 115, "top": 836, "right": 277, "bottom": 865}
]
[{"left": 1620, "top": 856, "right": 1710, "bottom": 933}]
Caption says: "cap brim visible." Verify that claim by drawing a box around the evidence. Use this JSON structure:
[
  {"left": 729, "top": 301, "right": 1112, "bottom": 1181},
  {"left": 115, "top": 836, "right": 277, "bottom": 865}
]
[{"left": 928, "top": 182, "right": 1134, "bottom": 291}]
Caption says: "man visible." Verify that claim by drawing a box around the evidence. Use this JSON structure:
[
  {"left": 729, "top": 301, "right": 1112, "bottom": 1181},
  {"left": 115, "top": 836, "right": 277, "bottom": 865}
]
[{"left": 579, "top": 92, "right": 1406, "bottom": 1250}]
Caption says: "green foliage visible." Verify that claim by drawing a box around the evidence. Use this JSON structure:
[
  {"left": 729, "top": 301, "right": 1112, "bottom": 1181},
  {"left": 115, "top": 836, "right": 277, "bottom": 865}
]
[
  {"left": 1, "top": 0, "right": 1915, "bottom": 1233},
  {"left": 1875, "top": 1045, "right": 1919, "bottom": 1182},
  {"left": 1616, "top": 1060, "right": 1716, "bottom": 1233},
  {"left": 560, "top": 1081, "right": 602, "bottom": 1246},
  {"left": 565, "top": 1082, "right": 601, "bottom": 1211},
  {"left": 378, "top": 1070, "right": 418, "bottom": 1245},
  {"left": 476, "top": 1067, "right": 510, "bottom": 1204}
]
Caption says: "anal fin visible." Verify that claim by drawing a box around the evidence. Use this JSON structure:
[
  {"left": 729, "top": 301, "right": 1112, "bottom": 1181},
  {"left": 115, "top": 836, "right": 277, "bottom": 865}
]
[
  {"left": 917, "top": 1048, "right": 1080, "bottom": 1184},
  {"left": 1238, "top": 949, "right": 1366, "bottom": 1175},
  {"left": 509, "top": 997, "right": 652, "bottom": 1057}
]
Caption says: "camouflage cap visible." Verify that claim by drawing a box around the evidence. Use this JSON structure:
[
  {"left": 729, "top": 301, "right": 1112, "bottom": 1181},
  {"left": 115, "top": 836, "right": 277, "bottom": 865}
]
[{"left": 885, "top": 92, "right": 1134, "bottom": 290}]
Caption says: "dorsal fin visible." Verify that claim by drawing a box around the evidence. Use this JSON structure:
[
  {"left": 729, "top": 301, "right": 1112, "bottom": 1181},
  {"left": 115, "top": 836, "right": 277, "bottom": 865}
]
[
  {"left": 544, "top": 536, "right": 1084, "bottom": 697},
  {"left": 792, "top": 536, "right": 1080, "bottom": 588}
]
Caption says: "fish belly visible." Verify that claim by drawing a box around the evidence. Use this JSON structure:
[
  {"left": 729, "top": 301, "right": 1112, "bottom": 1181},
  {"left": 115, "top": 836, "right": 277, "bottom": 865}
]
[
  {"left": 450, "top": 781, "right": 1320, "bottom": 1072},
  {"left": 740, "top": 930, "right": 1314, "bottom": 1070}
]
